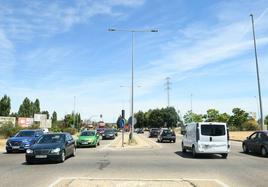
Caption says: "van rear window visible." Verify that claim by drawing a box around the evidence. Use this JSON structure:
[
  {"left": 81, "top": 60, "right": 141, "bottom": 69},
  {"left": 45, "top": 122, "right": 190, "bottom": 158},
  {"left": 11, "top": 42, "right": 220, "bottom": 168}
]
[{"left": 201, "top": 125, "right": 225, "bottom": 136}]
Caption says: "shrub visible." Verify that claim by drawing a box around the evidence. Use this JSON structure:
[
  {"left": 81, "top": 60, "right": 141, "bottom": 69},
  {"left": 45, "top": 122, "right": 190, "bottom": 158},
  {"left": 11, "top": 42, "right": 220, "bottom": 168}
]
[
  {"left": 28, "top": 124, "right": 40, "bottom": 129},
  {"left": 62, "top": 127, "right": 77, "bottom": 135},
  {"left": 242, "top": 120, "right": 260, "bottom": 131},
  {"left": 0, "top": 123, "right": 22, "bottom": 138}
]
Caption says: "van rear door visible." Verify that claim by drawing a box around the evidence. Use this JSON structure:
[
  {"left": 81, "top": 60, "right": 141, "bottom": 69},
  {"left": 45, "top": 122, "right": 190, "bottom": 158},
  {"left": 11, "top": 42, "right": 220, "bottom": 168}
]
[{"left": 199, "top": 124, "right": 228, "bottom": 152}]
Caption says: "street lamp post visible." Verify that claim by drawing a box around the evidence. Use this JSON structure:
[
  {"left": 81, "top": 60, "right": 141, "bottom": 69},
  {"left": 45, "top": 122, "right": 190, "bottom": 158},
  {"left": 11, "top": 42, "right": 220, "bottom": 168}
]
[
  {"left": 109, "top": 28, "right": 158, "bottom": 140},
  {"left": 250, "top": 14, "right": 265, "bottom": 130}
]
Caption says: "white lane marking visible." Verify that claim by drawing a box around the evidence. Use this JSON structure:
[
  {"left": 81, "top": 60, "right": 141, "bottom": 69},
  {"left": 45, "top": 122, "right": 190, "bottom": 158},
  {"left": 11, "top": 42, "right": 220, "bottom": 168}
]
[{"left": 49, "top": 177, "right": 229, "bottom": 187}]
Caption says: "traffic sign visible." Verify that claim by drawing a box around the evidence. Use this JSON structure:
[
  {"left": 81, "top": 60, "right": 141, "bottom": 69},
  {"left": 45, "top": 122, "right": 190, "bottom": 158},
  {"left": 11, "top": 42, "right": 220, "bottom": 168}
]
[{"left": 119, "top": 118, "right": 125, "bottom": 128}]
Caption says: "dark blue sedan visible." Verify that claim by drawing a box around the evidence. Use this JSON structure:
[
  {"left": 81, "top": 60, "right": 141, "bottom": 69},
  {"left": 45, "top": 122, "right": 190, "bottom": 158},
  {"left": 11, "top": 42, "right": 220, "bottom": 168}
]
[{"left": 6, "top": 129, "right": 44, "bottom": 153}]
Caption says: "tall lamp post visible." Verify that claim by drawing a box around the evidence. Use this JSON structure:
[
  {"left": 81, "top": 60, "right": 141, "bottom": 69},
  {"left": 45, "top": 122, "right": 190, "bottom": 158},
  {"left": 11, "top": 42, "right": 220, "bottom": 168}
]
[
  {"left": 250, "top": 14, "right": 265, "bottom": 130},
  {"left": 109, "top": 28, "right": 158, "bottom": 140}
]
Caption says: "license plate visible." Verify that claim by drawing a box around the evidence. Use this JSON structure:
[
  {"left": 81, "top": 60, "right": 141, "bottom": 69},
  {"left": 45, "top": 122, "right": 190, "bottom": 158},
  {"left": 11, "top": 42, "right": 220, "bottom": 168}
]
[
  {"left": 82, "top": 142, "right": 88, "bottom": 145},
  {"left": 12, "top": 146, "right": 20, "bottom": 149},
  {"left": 35, "top": 155, "right": 47, "bottom": 158}
]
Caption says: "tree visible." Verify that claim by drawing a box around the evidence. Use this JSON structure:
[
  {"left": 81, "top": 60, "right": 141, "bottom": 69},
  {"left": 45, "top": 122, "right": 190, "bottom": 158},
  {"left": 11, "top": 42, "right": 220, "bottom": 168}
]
[
  {"left": 18, "top": 97, "right": 32, "bottom": 117},
  {"left": 161, "top": 107, "right": 179, "bottom": 128},
  {"left": 218, "top": 113, "right": 230, "bottom": 123},
  {"left": 51, "top": 111, "right": 57, "bottom": 124},
  {"left": 0, "top": 95, "right": 11, "bottom": 116},
  {"left": 228, "top": 108, "right": 249, "bottom": 131},
  {"left": 204, "top": 109, "right": 220, "bottom": 122},
  {"left": 41, "top": 111, "right": 50, "bottom": 119},
  {"left": 147, "top": 109, "right": 164, "bottom": 128},
  {"left": 135, "top": 111, "right": 146, "bottom": 128},
  {"left": 32, "top": 99, "right": 40, "bottom": 114},
  {"left": 265, "top": 115, "right": 268, "bottom": 126},
  {"left": 183, "top": 111, "right": 203, "bottom": 123}
]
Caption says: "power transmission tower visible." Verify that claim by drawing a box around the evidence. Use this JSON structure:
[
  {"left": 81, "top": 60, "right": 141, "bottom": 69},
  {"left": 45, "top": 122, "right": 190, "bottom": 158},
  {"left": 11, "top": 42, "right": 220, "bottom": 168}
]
[{"left": 165, "top": 77, "right": 171, "bottom": 107}]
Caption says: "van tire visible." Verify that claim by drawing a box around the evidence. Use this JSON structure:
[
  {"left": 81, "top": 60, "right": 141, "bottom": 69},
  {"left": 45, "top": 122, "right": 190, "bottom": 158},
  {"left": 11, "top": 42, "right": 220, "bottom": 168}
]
[
  {"left": 221, "top": 153, "right": 228, "bottom": 159},
  {"left": 192, "top": 145, "right": 197, "bottom": 158},
  {"left": 182, "top": 142, "right": 186, "bottom": 153}
]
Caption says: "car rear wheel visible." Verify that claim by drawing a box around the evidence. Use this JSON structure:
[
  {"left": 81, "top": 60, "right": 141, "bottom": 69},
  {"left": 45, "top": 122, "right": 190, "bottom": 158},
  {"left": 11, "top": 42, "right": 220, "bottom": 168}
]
[
  {"left": 261, "top": 147, "right": 267, "bottom": 157},
  {"left": 243, "top": 144, "right": 249, "bottom": 153}
]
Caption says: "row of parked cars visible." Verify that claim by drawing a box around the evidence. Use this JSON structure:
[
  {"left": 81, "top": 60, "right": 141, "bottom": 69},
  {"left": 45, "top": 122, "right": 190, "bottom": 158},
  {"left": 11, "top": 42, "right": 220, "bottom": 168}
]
[
  {"left": 5, "top": 128, "right": 118, "bottom": 164},
  {"left": 181, "top": 122, "right": 268, "bottom": 158}
]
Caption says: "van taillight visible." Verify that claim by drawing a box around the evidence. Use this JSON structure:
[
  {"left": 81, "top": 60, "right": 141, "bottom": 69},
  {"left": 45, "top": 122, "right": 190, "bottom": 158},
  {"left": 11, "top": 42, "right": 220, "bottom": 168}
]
[{"left": 196, "top": 124, "right": 200, "bottom": 142}]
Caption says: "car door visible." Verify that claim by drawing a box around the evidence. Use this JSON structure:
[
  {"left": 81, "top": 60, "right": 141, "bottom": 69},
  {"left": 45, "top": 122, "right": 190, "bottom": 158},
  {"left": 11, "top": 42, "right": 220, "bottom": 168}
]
[
  {"left": 247, "top": 133, "right": 259, "bottom": 153},
  {"left": 68, "top": 134, "right": 75, "bottom": 155}
]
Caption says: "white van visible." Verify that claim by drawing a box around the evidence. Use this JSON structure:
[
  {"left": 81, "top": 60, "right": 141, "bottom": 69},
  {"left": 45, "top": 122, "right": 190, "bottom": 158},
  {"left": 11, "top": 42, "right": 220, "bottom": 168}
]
[{"left": 181, "top": 122, "right": 230, "bottom": 158}]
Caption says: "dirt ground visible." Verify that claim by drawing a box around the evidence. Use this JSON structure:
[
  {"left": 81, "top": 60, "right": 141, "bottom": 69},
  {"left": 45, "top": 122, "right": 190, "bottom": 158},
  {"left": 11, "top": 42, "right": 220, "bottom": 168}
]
[
  {"left": 229, "top": 131, "right": 254, "bottom": 141},
  {"left": 0, "top": 139, "right": 6, "bottom": 150}
]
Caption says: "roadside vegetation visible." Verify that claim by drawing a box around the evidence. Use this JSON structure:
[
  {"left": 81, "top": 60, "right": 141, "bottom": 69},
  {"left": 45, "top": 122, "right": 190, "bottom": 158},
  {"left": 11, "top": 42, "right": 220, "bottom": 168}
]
[{"left": 0, "top": 95, "right": 80, "bottom": 138}]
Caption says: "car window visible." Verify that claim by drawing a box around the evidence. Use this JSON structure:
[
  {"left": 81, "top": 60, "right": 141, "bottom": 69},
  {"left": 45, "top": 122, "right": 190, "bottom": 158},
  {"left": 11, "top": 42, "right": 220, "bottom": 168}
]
[
  {"left": 16, "top": 131, "right": 35, "bottom": 137},
  {"left": 37, "top": 134, "right": 65, "bottom": 144},
  {"left": 249, "top": 133, "right": 258, "bottom": 140},
  {"left": 260, "top": 133, "right": 268, "bottom": 141},
  {"left": 81, "top": 131, "right": 95, "bottom": 136}
]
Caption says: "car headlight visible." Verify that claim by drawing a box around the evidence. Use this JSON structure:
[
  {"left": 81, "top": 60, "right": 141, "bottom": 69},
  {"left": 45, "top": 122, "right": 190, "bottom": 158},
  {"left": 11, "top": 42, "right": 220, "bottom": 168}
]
[
  {"left": 26, "top": 149, "right": 33, "bottom": 154},
  {"left": 51, "top": 148, "right": 61, "bottom": 154}
]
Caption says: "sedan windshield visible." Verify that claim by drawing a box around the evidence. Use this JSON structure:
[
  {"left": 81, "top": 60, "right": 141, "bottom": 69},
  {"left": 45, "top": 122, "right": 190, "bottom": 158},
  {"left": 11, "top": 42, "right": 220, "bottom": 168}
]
[
  {"left": 81, "top": 131, "right": 95, "bottom": 136},
  {"left": 105, "top": 129, "right": 114, "bottom": 133},
  {"left": 37, "top": 134, "right": 65, "bottom": 144},
  {"left": 16, "top": 131, "right": 35, "bottom": 137}
]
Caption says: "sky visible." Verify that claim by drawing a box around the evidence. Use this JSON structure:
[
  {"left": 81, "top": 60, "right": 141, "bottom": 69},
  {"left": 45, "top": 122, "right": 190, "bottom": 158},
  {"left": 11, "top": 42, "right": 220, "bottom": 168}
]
[{"left": 0, "top": 0, "right": 268, "bottom": 122}]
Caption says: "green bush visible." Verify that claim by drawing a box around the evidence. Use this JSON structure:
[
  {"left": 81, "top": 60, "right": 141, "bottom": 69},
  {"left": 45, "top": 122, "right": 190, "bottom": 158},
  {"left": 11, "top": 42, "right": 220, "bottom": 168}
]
[
  {"left": 0, "top": 123, "right": 22, "bottom": 138},
  {"left": 62, "top": 127, "right": 77, "bottom": 135}
]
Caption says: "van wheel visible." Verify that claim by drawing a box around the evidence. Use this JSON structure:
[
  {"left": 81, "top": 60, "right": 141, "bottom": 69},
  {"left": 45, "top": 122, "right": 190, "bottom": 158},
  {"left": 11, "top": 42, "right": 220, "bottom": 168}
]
[
  {"left": 243, "top": 144, "right": 249, "bottom": 153},
  {"left": 221, "top": 153, "right": 228, "bottom": 159},
  {"left": 192, "top": 145, "right": 197, "bottom": 158},
  {"left": 261, "top": 147, "right": 267, "bottom": 157},
  {"left": 182, "top": 142, "right": 186, "bottom": 153}
]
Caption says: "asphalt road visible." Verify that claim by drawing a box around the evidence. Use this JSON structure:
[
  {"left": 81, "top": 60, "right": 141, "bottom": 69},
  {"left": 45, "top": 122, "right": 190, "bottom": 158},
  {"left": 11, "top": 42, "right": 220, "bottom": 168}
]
[{"left": 0, "top": 133, "right": 267, "bottom": 187}]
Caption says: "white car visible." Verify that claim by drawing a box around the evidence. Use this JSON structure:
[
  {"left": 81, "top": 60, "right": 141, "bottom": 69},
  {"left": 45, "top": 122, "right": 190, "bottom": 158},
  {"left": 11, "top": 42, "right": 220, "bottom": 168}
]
[
  {"left": 42, "top": 128, "right": 49, "bottom": 134},
  {"left": 181, "top": 122, "right": 230, "bottom": 158}
]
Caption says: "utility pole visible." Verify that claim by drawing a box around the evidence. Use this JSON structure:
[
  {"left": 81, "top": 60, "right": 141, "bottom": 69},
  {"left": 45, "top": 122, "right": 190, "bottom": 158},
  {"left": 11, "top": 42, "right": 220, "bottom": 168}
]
[
  {"left": 190, "top": 94, "right": 193, "bottom": 112},
  {"left": 250, "top": 14, "right": 265, "bottom": 130},
  {"left": 165, "top": 77, "right": 171, "bottom": 107},
  {"left": 73, "top": 96, "right": 76, "bottom": 129}
]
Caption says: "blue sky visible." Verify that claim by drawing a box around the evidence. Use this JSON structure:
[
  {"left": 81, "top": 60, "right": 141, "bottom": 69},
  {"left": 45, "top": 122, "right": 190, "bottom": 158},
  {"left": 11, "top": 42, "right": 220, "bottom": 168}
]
[{"left": 0, "top": 0, "right": 268, "bottom": 122}]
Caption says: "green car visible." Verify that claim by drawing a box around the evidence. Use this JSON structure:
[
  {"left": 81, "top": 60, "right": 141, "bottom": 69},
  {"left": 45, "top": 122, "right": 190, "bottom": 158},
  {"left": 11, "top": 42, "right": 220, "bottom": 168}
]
[{"left": 76, "top": 130, "right": 100, "bottom": 148}]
